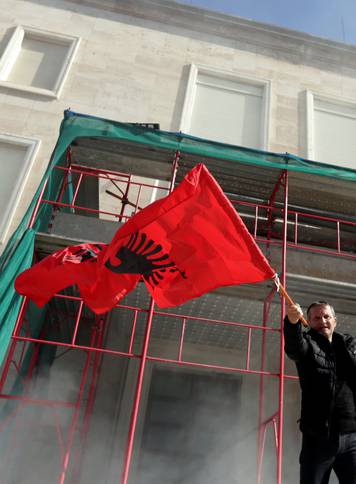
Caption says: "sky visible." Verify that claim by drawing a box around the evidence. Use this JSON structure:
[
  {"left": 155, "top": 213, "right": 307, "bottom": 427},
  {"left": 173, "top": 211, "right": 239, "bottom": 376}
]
[{"left": 176, "top": 0, "right": 356, "bottom": 45}]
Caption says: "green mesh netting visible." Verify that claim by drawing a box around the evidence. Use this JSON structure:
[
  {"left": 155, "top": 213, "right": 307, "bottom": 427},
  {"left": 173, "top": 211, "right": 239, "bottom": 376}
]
[{"left": 1, "top": 109, "right": 356, "bottom": 366}]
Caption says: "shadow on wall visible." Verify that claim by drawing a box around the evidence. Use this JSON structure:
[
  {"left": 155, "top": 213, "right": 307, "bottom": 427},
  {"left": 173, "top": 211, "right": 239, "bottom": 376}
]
[
  {"left": 170, "top": 63, "right": 191, "bottom": 132},
  {"left": 24, "top": 0, "right": 355, "bottom": 76}
]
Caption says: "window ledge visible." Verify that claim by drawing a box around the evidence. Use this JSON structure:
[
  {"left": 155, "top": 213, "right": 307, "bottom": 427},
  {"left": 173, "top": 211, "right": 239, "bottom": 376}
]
[{"left": 0, "top": 80, "right": 59, "bottom": 99}]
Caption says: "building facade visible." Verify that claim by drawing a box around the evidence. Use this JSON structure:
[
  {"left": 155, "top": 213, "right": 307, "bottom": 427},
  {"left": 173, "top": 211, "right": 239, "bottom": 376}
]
[{"left": 0, "top": 1, "right": 356, "bottom": 483}]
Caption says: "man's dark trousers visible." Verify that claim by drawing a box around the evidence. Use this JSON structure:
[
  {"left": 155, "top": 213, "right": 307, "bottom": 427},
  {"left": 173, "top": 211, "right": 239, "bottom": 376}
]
[{"left": 300, "top": 432, "right": 356, "bottom": 484}]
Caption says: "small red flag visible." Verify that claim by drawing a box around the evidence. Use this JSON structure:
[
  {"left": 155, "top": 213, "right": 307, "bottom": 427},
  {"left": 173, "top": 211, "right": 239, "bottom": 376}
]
[{"left": 14, "top": 243, "right": 139, "bottom": 311}]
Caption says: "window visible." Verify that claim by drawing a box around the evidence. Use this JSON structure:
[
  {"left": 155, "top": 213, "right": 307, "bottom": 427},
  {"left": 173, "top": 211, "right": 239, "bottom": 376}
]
[
  {"left": 305, "top": 91, "right": 356, "bottom": 169},
  {"left": 180, "top": 64, "right": 270, "bottom": 149},
  {"left": 0, "top": 26, "right": 80, "bottom": 98},
  {"left": 0, "top": 134, "right": 40, "bottom": 243}
]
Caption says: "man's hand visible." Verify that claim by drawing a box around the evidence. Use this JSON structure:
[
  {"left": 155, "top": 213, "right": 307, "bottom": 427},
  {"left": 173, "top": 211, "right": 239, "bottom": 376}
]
[{"left": 287, "top": 304, "right": 304, "bottom": 324}]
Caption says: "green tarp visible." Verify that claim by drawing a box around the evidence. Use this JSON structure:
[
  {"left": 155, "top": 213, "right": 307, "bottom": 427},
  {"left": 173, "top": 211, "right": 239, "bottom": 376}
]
[{"left": 1, "top": 109, "right": 356, "bottom": 366}]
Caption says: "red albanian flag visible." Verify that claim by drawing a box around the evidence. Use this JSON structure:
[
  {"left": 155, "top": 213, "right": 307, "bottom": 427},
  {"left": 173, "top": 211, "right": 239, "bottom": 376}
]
[
  {"left": 15, "top": 243, "right": 139, "bottom": 312},
  {"left": 16, "top": 164, "right": 276, "bottom": 314},
  {"left": 92, "top": 163, "right": 276, "bottom": 310}
]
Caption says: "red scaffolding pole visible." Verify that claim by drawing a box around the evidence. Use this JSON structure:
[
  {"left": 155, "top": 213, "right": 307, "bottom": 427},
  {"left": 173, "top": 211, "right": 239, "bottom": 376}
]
[
  {"left": 256, "top": 286, "right": 276, "bottom": 484},
  {"left": 276, "top": 170, "right": 288, "bottom": 484},
  {"left": 256, "top": 169, "right": 287, "bottom": 484}
]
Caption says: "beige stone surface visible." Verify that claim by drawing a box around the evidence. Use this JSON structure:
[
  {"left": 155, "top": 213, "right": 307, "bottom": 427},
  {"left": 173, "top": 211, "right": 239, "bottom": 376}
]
[{"left": 0, "top": 0, "right": 356, "bottom": 249}]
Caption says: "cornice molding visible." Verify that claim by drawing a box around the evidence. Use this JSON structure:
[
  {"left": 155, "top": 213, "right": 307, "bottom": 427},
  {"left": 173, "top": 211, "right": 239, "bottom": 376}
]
[{"left": 66, "top": 0, "right": 356, "bottom": 72}]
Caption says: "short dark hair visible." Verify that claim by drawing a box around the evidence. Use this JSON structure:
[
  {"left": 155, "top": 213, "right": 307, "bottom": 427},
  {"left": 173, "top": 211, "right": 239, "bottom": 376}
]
[{"left": 307, "top": 301, "right": 336, "bottom": 319}]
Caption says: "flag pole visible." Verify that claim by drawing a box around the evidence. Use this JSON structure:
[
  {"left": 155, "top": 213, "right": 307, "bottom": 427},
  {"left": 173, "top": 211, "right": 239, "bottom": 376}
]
[{"left": 276, "top": 281, "right": 309, "bottom": 327}]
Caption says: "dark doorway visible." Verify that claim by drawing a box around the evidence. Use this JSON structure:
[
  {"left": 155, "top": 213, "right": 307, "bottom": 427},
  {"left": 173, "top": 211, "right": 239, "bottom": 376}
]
[{"left": 135, "top": 367, "right": 242, "bottom": 484}]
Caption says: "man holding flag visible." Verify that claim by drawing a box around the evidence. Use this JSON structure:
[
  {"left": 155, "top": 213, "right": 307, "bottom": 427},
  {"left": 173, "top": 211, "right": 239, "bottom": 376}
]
[{"left": 285, "top": 301, "right": 356, "bottom": 484}]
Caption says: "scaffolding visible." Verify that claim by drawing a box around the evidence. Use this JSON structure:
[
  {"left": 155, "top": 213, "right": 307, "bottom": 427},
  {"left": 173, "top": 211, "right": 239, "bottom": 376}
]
[{"left": 0, "top": 111, "right": 356, "bottom": 484}]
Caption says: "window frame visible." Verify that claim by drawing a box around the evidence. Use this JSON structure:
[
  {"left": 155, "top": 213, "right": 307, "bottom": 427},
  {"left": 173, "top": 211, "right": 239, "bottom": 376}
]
[
  {"left": 0, "top": 133, "right": 40, "bottom": 243},
  {"left": 0, "top": 25, "right": 80, "bottom": 98},
  {"left": 179, "top": 64, "right": 271, "bottom": 150},
  {"left": 305, "top": 90, "right": 356, "bottom": 162}
]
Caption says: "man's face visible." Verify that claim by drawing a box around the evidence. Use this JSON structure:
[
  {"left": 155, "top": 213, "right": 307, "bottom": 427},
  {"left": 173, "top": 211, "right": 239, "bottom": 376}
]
[{"left": 307, "top": 304, "right": 336, "bottom": 341}]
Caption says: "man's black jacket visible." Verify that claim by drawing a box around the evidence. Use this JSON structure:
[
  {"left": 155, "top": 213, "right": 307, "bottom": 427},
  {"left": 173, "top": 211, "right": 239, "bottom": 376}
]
[{"left": 284, "top": 317, "right": 356, "bottom": 437}]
